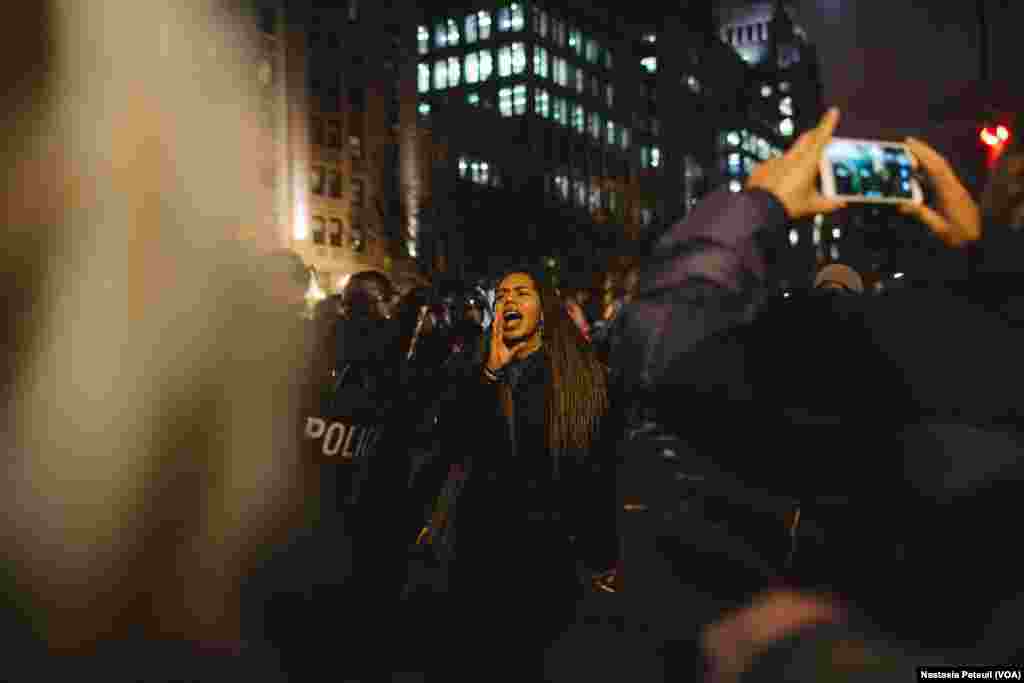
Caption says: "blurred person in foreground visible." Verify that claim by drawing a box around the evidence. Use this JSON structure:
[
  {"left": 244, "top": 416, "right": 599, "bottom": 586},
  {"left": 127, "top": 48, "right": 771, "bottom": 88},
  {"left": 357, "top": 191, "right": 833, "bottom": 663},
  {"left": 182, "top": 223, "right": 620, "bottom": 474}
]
[
  {"left": 0, "top": 1, "right": 314, "bottom": 680},
  {"left": 612, "top": 107, "right": 1024, "bottom": 679},
  {"left": 407, "top": 265, "right": 624, "bottom": 681}
]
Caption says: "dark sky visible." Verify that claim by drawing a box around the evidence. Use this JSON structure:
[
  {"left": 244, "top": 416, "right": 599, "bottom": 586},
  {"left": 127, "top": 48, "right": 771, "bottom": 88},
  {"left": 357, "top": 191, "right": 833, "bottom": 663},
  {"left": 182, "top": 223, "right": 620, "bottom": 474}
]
[{"left": 790, "top": 0, "right": 983, "bottom": 142}]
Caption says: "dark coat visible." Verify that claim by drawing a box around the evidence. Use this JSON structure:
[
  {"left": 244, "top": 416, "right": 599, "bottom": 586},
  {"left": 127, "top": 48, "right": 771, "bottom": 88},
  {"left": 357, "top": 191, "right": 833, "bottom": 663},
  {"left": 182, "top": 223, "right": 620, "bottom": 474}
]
[
  {"left": 410, "top": 350, "right": 623, "bottom": 674},
  {"left": 610, "top": 185, "right": 1024, "bottom": 656}
]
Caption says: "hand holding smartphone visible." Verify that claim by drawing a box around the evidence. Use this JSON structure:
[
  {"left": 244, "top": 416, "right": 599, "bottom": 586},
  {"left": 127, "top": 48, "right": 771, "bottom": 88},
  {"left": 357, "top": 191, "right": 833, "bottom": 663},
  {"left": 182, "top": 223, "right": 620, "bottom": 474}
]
[{"left": 819, "top": 138, "right": 923, "bottom": 205}]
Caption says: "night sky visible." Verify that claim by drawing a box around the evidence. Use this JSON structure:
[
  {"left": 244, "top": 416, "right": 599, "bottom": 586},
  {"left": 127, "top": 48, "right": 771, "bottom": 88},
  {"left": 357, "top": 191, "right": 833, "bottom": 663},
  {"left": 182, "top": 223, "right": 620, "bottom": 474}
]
[
  {"left": 621, "top": 1, "right": 1005, "bottom": 167},
  {"left": 791, "top": 0, "right": 982, "bottom": 141}
]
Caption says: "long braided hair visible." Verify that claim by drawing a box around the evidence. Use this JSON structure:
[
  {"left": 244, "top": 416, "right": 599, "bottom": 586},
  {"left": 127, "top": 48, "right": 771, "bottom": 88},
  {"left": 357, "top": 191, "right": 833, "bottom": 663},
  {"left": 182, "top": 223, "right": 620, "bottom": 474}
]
[{"left": 482, "top": 266, "right": 610, "bottom": 469}]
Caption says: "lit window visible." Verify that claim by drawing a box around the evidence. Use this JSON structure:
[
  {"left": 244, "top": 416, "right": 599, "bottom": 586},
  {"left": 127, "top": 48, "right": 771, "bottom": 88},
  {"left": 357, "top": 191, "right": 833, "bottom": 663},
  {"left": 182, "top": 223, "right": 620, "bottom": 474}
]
[
  {"left": 418, "top": 25, "right": 429, "bottom": 55},
  {"left": 433, "top": 60, "right": 448, "bottom": 89},
  {"left": 348, "top": 0, "right": 358, "bottom": 22},
  {"left": 434, "top": 22, "right": 447, "bottom": 49},
  {"left": 418, "top": 102, "right": 431, "bottom": 117},
  {"left": 574, "top": 179, "right": 586, "bottom": 206},
  {"left": 475, "top": 10, "right": 491, "bottom": 39},
  {"left": 552, "top": 97, "right": 566, "bottom": 125},
  {"left": 606, "top": 84, "right": 614, "bottom": 107},
  {"left": 575, "top": 67, "right": 584, "bottom": 93},
  {"left": 589, "top": 112, "right": 601, "bottom": 140},
  {"left": 534, "top": 46, "right": 549, "bottom": 78},
  {"left": 552, "top": 57, "right": 566, "bottom": 86},
  {"left": 832, "top": 227, "right": 841, "bottom": 239},
  {"left": 326, "top": 121, "right": 341, "bottom": 148},
  {"left": 644, "top": 33, "right": 656, "bottom": 43},
  {"left": 511, "top": 42, "right": 526, "bottom": 74},
  {"left": 535, "top": 88, "right": 550, "bottom": 117},
  {"left": 497, "top": 6, "right": 511, "bottom": 31},
  {"left": 651, "top": 118, "right": 660, "bottom": 136},
  {"left": 640, "top": 146, "right": 649, "bottom": 168},
  {"left": 311, "top": 166, "right": 324, "bottom": 195},
  {"left": 499, "top": 87, "right": 513, "bottom": 116},
  {"left": 830, "top": 245, "right": 840, "bottom": 261},
  {"left": 586, "top": 39, "right": 598, "bottom": 63},
  {"left": 779, "top": 96, "right": 793, "bottom": 117},
  {"left": 480, "top": 162, "right": 489, "bottom": 184},
  {"left": 640, "top": 208, "right": 653, "bottom": 225},
  {"left": 418, "top": 63, "right": 430, "bottom": 93},
  {"left": 479, "top": 51, "right": 493, "bottom": 80},
  {"left": 555, "top": 175, "right": 569, "bottom": 199},
  {"left": 448, "top": 56, "right": 461, "bottom": 87},
  {"left": 788, "top": 228, "right": 799, "bottom": 246},
  {"left": 726, "top": 131, "right": 741, "bottom": 146},
  {"left": 535, "top": 8, "right": 549, "bottom": 37},
  {"left": 728, "top": 153, "right": 741, "bottom": 169},
  {"left": 511, "top": 3, "right": 524, "bottom": 30},
  {"left": 812, "top": 225, "right": 821, "bottom": 245},
  {"left": 350, "top": 223, "right": 364, "bottom": 252},
  {"left": 651, "top": 146, "right": 661, "bottom": 168},
  {"left": 513, "top": 84, "right": 527, "bottom": 115},
  {"left": 447, "top": 18, "right": 460, "bottom": 46},
  {"left": 641, "top": 56, "right": 657, "bottom": 73},
  {"left": 779, "top": 118, "right": 794, "bottom": 136},
  {"left": 729, "top": 180, "right": 742, "bottom": 192},
  {"left": 569, "top": 29, "right": 582, "bottom": 54},
  {"left": 552, "top": 18, "right": 564, "bottom": 46},
  {"left": 606, "top": 120, "right": 616, "bottom": 145},
  {"left": 761, "top": 84, "right": 773, "bottom": 97},
  {"left": 498, "top": 46, "right": 512, "bottom": 77},
  {"left": 893, "top": 272, "right": 904, "bottom": 279},
  {"left": 604, "top": 49, "right": 613, "bottom": 69},
  {"left": 467, "top": 92, "right": 480, "bottom": 106},
  {"left": 620, "top": 127, "right": 630, "bottom": 150},
  {"left": 814, "top": 214, "right": 824, "bottom": 226},
  {"left": 571, "top": 104, "right": 584, "bottom": 133},
  {"left": 589, "top": 183, "right": 600, "bottom": 211},
  {"left": 465, "top": 13, "right": 478, "bottom": 43},
  {"left": 686, "top": 75, "right": 701, "bottom": 93},
  {"left": 466, "top": 53, "right": 479, "bottom": 83},
  {"left": 779, "top": 81, "right": 790, "bottom": 93}
]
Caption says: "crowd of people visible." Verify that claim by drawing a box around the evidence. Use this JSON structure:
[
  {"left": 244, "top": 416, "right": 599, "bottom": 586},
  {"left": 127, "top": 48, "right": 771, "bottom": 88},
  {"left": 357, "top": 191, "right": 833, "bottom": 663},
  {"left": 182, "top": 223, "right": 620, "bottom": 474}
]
[{"left": 3, "top": 1, "right": 1024, "bottom": 681}]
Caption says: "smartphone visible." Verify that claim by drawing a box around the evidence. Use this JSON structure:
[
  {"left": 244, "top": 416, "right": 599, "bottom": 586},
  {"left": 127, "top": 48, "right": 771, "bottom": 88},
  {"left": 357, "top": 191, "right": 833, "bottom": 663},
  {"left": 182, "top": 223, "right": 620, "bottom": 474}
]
[{"left": 820, "top": 138, "right": 923, "bottom": 204}]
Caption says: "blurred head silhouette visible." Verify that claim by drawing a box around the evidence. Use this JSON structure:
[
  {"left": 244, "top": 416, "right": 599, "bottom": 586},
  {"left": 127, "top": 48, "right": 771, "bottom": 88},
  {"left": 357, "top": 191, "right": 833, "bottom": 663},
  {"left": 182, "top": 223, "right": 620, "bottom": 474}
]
[
  {"left": 813, "top": 263, "right": 865, "bottom": 296},
  {"left": 1, "top": 0, "right": 310, "bottom": 652}
]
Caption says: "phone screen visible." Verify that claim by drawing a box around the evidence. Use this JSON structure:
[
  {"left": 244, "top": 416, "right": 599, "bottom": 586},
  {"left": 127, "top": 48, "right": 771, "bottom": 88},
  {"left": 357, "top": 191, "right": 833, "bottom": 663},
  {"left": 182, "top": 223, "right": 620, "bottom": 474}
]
[{"left": 823, "top": 140, "right": 917, "bottom": 200}]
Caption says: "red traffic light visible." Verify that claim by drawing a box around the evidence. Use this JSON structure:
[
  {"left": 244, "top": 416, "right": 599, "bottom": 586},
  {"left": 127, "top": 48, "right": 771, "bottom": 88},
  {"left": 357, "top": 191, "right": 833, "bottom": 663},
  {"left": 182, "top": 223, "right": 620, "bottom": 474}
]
[{"left": 981, "top": 125, "right": 1011, "bottom": 147}]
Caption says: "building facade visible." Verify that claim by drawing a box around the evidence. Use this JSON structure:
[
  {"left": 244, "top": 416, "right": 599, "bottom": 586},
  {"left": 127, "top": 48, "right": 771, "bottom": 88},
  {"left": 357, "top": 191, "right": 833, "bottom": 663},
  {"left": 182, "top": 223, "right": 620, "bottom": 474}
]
[
  {"left": 246, "top": 0, "right": 427, "bottom": 298},
  {"left": 714, "top": 0, "right": 829, "bottom": 291},
  {"left": 413, "top": 1, "right": 783, "bottom": 292},
  {"left": 414, "top": 1, "right": 661, "bottom": 290}
]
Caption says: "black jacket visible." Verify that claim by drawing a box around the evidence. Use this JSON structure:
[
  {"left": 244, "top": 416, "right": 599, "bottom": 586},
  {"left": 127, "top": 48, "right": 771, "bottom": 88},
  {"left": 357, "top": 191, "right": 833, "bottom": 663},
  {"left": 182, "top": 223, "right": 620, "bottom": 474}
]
[{"left": 415, "top": 351, "right": 623, "bottom": 585}]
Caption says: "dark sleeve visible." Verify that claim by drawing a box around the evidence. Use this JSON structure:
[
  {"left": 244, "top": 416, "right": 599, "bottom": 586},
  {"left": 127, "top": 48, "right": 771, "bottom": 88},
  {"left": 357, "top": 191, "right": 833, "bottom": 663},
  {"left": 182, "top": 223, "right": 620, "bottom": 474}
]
[
  {"left": 407, "top": 367, "right": 503, "bottom": 520},
  {"left": 610, "top": 188, "right": 787, "bottom": 393},
  {"left": 970, "top": 221, "right": 1024, "bottom": 278},
  {"left": 568, "top": 378, "right": 626, "bottom": 574}
]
